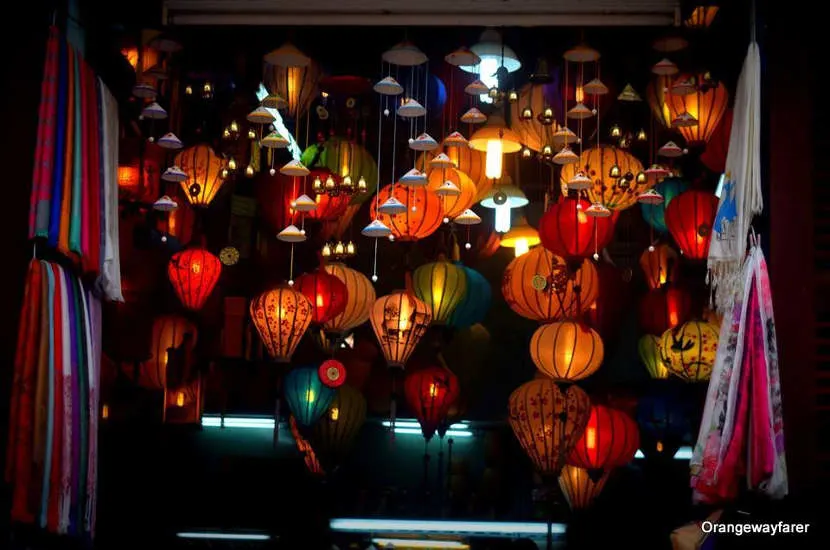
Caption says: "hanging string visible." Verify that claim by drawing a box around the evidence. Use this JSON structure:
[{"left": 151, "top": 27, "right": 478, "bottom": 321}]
[
  {"left": 423, "top": 60, "right": 430, "bottom": 137},
  {"left": 371, "top": 59, "right": 386, "bottom": 283}
]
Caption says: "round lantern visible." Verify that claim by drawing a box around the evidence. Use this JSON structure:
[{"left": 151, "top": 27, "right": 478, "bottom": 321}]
[
  {"left": 370, "top": 291, "right": 432, "bottom": 368},
  {"left": 502, "top": 247, "right": 598, "bottom": 322},
  {"left": 294, "top": 270, "right": 349, "bottom": 324},
  {"left": 167, "top": 248, "right": 222, "bottom": 311},
  {"left": 310, "top": 384, "right": 367, "bottom": 471},
  {"left": 638, "top": 287, "right": 692, "bottom": 336},
  {"left": 530, "top": 322, "right": 604, "bottom": 381},
  {"left": 427, "top": 167, "right": 476, "bottom": 220},
  {"left": 665, "top": 189, "right": 718, "bottom": 260},
  {"left": 263, "top": 59, "right": 323, "bottom": 120},
  {"left": 641, "top": 177, "right": 688, "bottom": 234},
  {"left": 250, "top": 286, "right": 313, "bottom": 362},
  {"left": 560, "top": 146, "right": 647, "bottom": 211},
  {"left": 665, "top": 74, "right": 729, "bottom": 145},
  {"left": 301, "top": 138, "right": 379, "bottom": 204},
  {"left": 412, "top": 261, "right": 468, "bottom": 324},
  {"left": 639, "top": 244, "right": 678, "bottom": 290},
  {"left": 447, "top": 265, "right": 491, "bottom": 328},
  {"left": 175, "top": 144, "right": 227, "bottom": 207},
  {"left": 370, "top": 184, "right": 444, "bottom": 241},
  {"left": 558, "top": 464, "right": 609, "bottom": 510},
  {"left": 139, "top": 315, "right": 198, "bottom": 389},
  {"left": 418, "top": 142, "right": 489, "bottom": 196},
  {"left": 284, "top": 366, "right": 337, "bottom": 427},
  {"left": 509, "top": 81, "right": 561, "bottom": 152},
  {"left": 659, "top": 320, "right": 719, "bottom": 382},
  {"left": 568, "top": 404, "right": 640, "bottom": 476},
  {"left": 404, "top": 365, "right": 460, "bottom": 440},
  {"left": 539, "top": 197, "right": 618, "bottom": 261},
  {"left": 508, "top": 379, "right": 591, "bottom": 476},
  {"left": 638, "top": 334, "right": 669, "bottom": 379},
  {"left": 322, "top": 263, "right": 376, "bottom": 335}
]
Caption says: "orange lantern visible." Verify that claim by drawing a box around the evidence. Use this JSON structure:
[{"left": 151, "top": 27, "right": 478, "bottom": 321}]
[
  {"left": 568, "top": 404, "right": 640, "bottom": 475},
  {"left": 561, "top": 146, "right": 647, "bottom": 211},
  {"left": 138, "top": 315, "right": 198, "bottom": 389},
  {"left": 659, "top": 320, "right": 719, "bottom": 382},
  {"left": 530, "top": 321, "right": 604, "bottom": 381},
  {"left": 418, "top": 142, "right": 489, "bottom": 198},
  {"left": 118, "top": 165, "right": 140, "bottom": 189},
  {"left": 370, "top": 184, "right": 444, "bottom": 241},
  {"left": 322, "top": 263, "right": 376, "bottom": 335},
  {"left": 509, "top": 82, "right": 559, "bottom": 152},
  {"left": 175, "top": 144, "right": 227, "bottom": 207},
  {"left": 639, "top": 244, "right": 679, "bottom": 290},
  {"left": 502, "top": 247, "right": 598, "bottom": 322},
  {"left": 370, "top": 291, "right": 432, "bottom": 368},
  {"left": 167, "top": 249, "right": 222, "bottom": 311},
  {"left": 638, "top": 287, "right": 692, "bottom": 336},
  {"left": 665, "top": 190, "right": 718, "bottom": 260},
  {"left": 559, "top": 464, "right": 609, "bottom": 510},
  {"left": 508, "top": 379, "right": 591, "bottom": 476},
  {"left": 666, "top": 74, "right": 729, "bottom": 145},
  {"left": 638, "top": 335, "right": 669, "bottom": 379},
  {"left": 404, "top": 365, "right": 460, "bottom": 440},
  {"left": 249, "top": 286, "right": 313, "bottom": 362},
  {"left": 427, "top": 167, "right": 476, "bottom": 220}
]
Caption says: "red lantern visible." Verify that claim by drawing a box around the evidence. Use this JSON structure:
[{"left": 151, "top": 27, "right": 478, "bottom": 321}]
[
  {"left": 539, "top": 197, "right": 618, "bottom": 261},
  {"left": 295, "top": 270, "right": 349, "bottom": 324},
  {"left": 585, "top": 261, "right": 629, "bottom": 341},
  {"left": 568, "top": 404, "right": 640, "bottom": 476},
  {"left": 701, "top": 109, "right": 732, "bottom": 174},
  {"left": 404, "top": 365, "right": 460, "bottom": 441},
  {"left": 638, "top": 287, "right": 692, "bottom": 336},
  {"left": 665, "top": 190, "right": 718, "bottom": 260},
  {"left": 305, "top": 168, "right": 351, "bottom": 221},
  {"left": 167, "top": 249, "right": 222, "bottom": 311}
]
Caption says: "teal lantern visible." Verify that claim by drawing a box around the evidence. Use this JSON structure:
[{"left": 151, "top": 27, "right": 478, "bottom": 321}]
[
  {"left": 448, "top": 265, "right": 492, "bottom": 328},
  {"left": 284, "top": 366, "right": 336, "bottom": 427},
  {"left": 641, "top": 178, "right": 689, "bottom": 233}
]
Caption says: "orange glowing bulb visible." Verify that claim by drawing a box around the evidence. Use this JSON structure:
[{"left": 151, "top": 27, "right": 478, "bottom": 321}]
[
  {"left": 176, "top": 392, "right": 185, "bottom": 407},
  {"left": 585, "top": 426, "right": 597, "bottom": 451},
  {"left": 656, "top": 440, "right": 664, "bottom": 453}
]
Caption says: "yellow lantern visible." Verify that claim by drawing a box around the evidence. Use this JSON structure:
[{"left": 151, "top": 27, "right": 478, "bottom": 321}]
[
  {"left": 250, "top": 286, "right": 313, "bottom": 362},
  {"left": 138, "top": 315, "right": 198, "bottom": 389},
  {"left": 659, "top": 320, "right": 719, "bottom": 382},
  {"left": 665, "top": 74, "right": 729, "bottom": 145},
  {"left": 639, "top": 244, "right": 678, "bottom": 289},
  {"left": 638, "top": 334, "right": 668, "bottom": 379},
  {"left": 370, "top": 291, "right": 432, "bottom": 368},
  {"left": 322, "top": 263, "right": 376, "bottom": 335},
  {"left": 560, "top": 146, "right": 647, "bottom": 211},
  {"left": 175, "top": 144, "right": 227, "bottom": 207},
  {"left": 411, "top": 261, "right": 468, "bottom": 324},
  {"left": 558, "top": 464, "right": 609, "bottom": 510},
  {"left": 530, "top": 322, "right": 604, "bottom": 381}
]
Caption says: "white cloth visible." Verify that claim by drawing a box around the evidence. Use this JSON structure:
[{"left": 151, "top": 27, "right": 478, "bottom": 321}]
[{"left": 97, "top": 78, "right": 123, "bottom": 302}]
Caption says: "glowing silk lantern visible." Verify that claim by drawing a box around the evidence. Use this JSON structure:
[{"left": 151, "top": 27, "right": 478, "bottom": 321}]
[
  {"left": 175, "top": 144, "right": 227, "bottom": 206},
  {"left": 508, "top": 379, "right": 591, "bottom": 476},
  {"left": 309, "top": 384, "right": 367, "bottom": 471},
  {"left": 658, "top": 320, "right": 719, "bottom": 382},
  {"left": 300, "top": 139, "right": 379, "bottom": 204},
  {"left": 370, "top": 184, "right": 444, "bottom": 241},
  {"left": 469, "top": 116, "right": 523, "bottom": 180},
  {"left": 641, "top": 177, "right": 688, "bottom": 233},
  {"left": 638, "top": 287, "right": 692, "bottom": 336},
  {"left": 250, "top": 287, "right": 313, "bottom": 362},
  {"left": 560, "top": 146, "right": 647, "bottom": 211},
  {"left": 530, "top": 322, "right": 604, "bottom": 381},
  {"left": 559, "top": 465, "right": 609, "bottom": 510},
  {"left": 139, "top": 315, "right": 198, "bottom": 389},
  {"left": 412, "top": 261, "right": 468, "bottom": 324},
  {"left": 294, "top": 270, "right": 348, "bottom": 324},
  {"left": 448, "top": 265, "right": 491, "bottom": 328},
  {"left": 638, "top": 334, "right": 669, "bottom": 379},
  {"left": 321, "top": 263, "right": 375, "bottom": 335},
  {"left": 568, "top": 405, "right": 640, "bottom": 476},
  {"left": 370, "top": 291, "right": 432, "bottom": 368},
  {"left": 539, "top": 197, "right": 617, "bottom": 261},
  {"left": 639, "top": 244, "right": 678, "bottom": 289},
  {"left": 665, "top": 74, "right": 729, "bottom": 145},
  {"left": 284, "top": 366, "right": 336, "bottom": 427},
  {"left": 404, "top": 365, "right": 460, "bottom": 440},
  {"left": 427, "top": 167, "right": 476, "bottom": 220},
  {"left": 665, "top": 189, "right": 718, "bottom": 260},
  {"left": 167, "top": 249, "right": 222, "bottom": 311}
]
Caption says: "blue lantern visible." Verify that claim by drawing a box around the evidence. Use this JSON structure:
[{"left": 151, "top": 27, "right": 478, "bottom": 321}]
[
  {"left": 640, "top": 177, "right": 688, "bottom": 233},
  {"left": 448, "top": 265, "right": 492, "bottom": 328},
  {"left": 284, "top": 366, "right": 336, "bottom": 427}
]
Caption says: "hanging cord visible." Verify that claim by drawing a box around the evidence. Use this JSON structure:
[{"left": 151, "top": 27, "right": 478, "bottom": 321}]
[
  {"left": 371, "top": 59, "right": 386, "bottom": 283},
  {"left": 423, "top": 60, "right": 430, "bottom": 137}
]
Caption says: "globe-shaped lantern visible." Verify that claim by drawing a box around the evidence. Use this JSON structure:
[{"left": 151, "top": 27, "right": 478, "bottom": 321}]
[
  {"left": 412, "top": 260, "right": 468, "bottom": 324},
  {"left": 284, "top": 366, "right": 336, "bottom": 427},
  {"left": 638, "top": 287, "right": 692, "bottom": 336},
  {"left": 530, "top": 321, "right": 604, "bottom": 381},
  {"left": 404, "top": 365, "right": 460, "bottom": 440},
  {"left": 558, "top": 464, "right": 609, "bottom": 510},
  {"left": 167, "top": 248, "right": 222, "bottom": 311},
  {"left": 639, "top": 244, "right": 678, "bottom": 290},
  {"left": 138, "top": 315, "right": 198, "bottom": 389},
  {"left": 447, "top": 265, "right": 491, "bottom": 328},
  {"left": 370, "top": 291, "right": 432, "bottom": 368},
  {"left": 560, "top": 146, "right": 647, "bottom": 211},
  {"left": 370, "top": 184, "right": 444, "bottom": 241},
  {"left": 568, "top": 404, "right": 640, "bottom": 477},
  {"left": 638, "top": 335, "right": 669, "bottom": 379},
  {"left": 539, "top": 197, "right": 618, "bottom": 261},
  {"left": 427, "top": 167, "right": 477, "bottom": 220},
  {"left": 322, "top": 263, "right": 376, "bottom": 335},
  {"left": 665, "top": 189, "right": 718, "bottom": 260},
  {"left": 658, "top": 320, "right": 719, "bottom": 382},
  {"left": 175, "top": 144, "right": 227, "bottom": 206},
  {"left": 295, "top": 270, "right": 349, "bottom": 324},
  {"left": 641, "top": 177, "right": 688, "bottom": 233},
  {"left": 250, "top": 286, "right": 313, "bottom": 362},
  {"left": 665, "top": 73, "right": 729, "bottom": 145},
  {"left": 309, "top": 384, "right": 367, "bottom": 471}
]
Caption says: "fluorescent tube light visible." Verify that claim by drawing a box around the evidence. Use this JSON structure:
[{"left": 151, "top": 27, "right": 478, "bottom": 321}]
[
  {"left": 330, "top": 519, "right": 564, "bottom": 537},
  {"left": 255, "top": 84, "right": 302, "bottom": 161},
  {"left": 176, "top": 532, "right": 270, "bottom": 541},
  {"left": 373, "top": 538, "right": 468, "bottom": 549},
  {"left": 390, "top": 427, "right": 473, "bottom": 438}
]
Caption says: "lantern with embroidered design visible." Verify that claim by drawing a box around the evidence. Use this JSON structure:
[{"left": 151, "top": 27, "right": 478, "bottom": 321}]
[
  {"left": 322, "top": 263, "right": 376, "bottom": 336},
  {"left": 568, "top": 404, "right": 640, "bottom": 477},
  {"left": 639, "top": 244, "right": 678, "bottom": 290},
  {"left": 665, "top": 189, "right": 718, "bottom": 260},
  {"left": 665, "top": 73, "right": 729, "bottom": 145},
  {"left": 250, "top": 286, "right": 313, "bottom": 362},
  {"left": 370, "top": 184, "right": 444, "bottom": 241},
  {"left": 370, "top": 291, "right": 432, "bottom": 368},
  {"left": 411, "top": 260, "right": 468, "bottom": 324},
  {"left": 294, "top": 270, "right": 348, "bottom": 325},
  {"left": 658, "top": 320, "right": 719, "bottom": 382},
  {"left": 404, "top": 365, "right": 460, "bottom": 440},
  {"left": 175, "top": 144, "right": 227, "bottom": 206},
  {"left": 560, "top": 146, "right": 647, "bottom": 211},
  {"left": 638, "top": 287, "right": 692, "bottom": 336},
  {"left": 530, "top": 322, "right": 604, "bottom": 381},
  {"left": 167, "top": 249, "right": 222, "bottom": 311},
  {"left": 539, "top": 197, "right": 618, "bottom": 261},
  {"left": 559, "top": 464, "right": 609, "bottom": 510}
]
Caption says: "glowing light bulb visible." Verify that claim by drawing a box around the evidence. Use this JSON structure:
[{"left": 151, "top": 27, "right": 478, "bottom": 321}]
[
  {"left": 330, "top": 407, "right": 340, "bottom": 421},
  {"left": 228, "top": 157, "right": 238, "bottom": 171},
  {"left": 479, "top": 57, "right": 499, "bottom": 103},
  {"left": 306, "top": 389, "right": 316, "bottom": 402},
  {"left": 657, "top": 440, "right": 664, "bottom": 453},
  {"left": 514, "top": 238, "right": 529, "bottom": 258},
  {"left": 586, "top": 426, "right": 597, "bottom": 451},
  {"left": 428, "top": 383, "right": 439, "bottom": 397},
  {"left": 102, "top": 404, "right": 110, "bottom": 419},
  {"left": 176, "top": 392, "right": 185, "bottom": 407},
  {"left": 346, "top": 241, "right": 356, "bottom": 255},
  {"left": 185, "top": 85, "right": 193, "bottom": 96},
  {"left": 245, "top": 165, "right": 255, "bottom": 177},
  {"left": 575, "top": 85, "right": 585, "bottom": 104},
  {"left": 495, "top": 205, "right": 511, "bottom": 233},
  {"left": 322, "top": 243, "right": 332, "bottom": 257},
  {"left": 465, "top": 242, "right": 471, "bottom": 249},
  {"left": 191, "top": 262, "right": 201, "bottom": 274},
  {"left": 230, "top": 120, "right": 239, "bottom": 133},
  {"left": 485, "top": 139, "right": 503, "bottom": 179},
  {"left": 334, "top": 242, "right": 345, "bottom": 255}
]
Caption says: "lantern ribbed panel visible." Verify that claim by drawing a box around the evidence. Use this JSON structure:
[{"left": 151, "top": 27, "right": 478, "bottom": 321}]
[
  {"left": 264, "top": 63, "right": 322, "bottom": 120},
  {"left": 665, "top": 190, "right": 718, "bottom": 260},
  {"left": 659, "top": 320, "right": 719, "bottom": 382},
  {"left": 301, "top": 139, "right": 379, "bottom": 202},
  {"left": 560, "top": 146, "right": 647, "bottom": 211},
  {"left": 140, "top": 315, "right": 198, "bottom": 389},
  {"left": 641, "top": 178, "right": 688, "bottom": 234},
  {"left": 558, "top": 464, "right": 609, "bottom": 510},
  {"left": 168, "top": 249, "right": 222, "bottom": 311},
  {"left": 509, "top": 82, "right": 559, "bottom": 152},
  {"left": 418, "top": 142, "right": 488, "bottom": 195},
  {"left": 284, "top": 366, "right": 336, "bottom": 427},
  {"left": 448, "top": 265, "right": 491, "bottom": 328},
  {"left": 427, "top": 167, "right": 476, "bottom": 219},
  {"left": 568, "top": 405, "right": 640, "bottom": 473},
  {"left": 638, "top": 335, "right": 669, "bottom": 379},
  {"left": 539, "top": 197, "right": 618, "bottom": 261},
  {"left": 404, "top": 366, "right": 460, "bottom": 440},
  {"left": 310, "top": 385, "right": 367, "bottom": 471},
  {"left": 412, "top": 261, "right": 468, "bottom": 324},
  {"left": 508, "top": 380, "right": 591, "bottom": 476},
  {"left": 666, "top": 74, "right": 729, "bottom": 145},
  {"left": 249, "top": 287, "right": 313, "bottom": 362},
  {"left": 322, "top": 263, "right": 376, "bottom": 334},
  {"left": 295, "top": 270, "right": 348, "bottom": 324},
  {"left": 370, "top": 184, "right": 444, "bottom": 241},
  {"left": 502, "top": 247, "right": 598, "bottom": 322},
  {"left": 370, "top": 291, "right": 432, "bottom": 368},
  {"left": 175, "top": 144, "right": 227, "bottom": 206},
  {"left": 639, "top": 244, "right": 678, "bottom": 290},
  {"left": 530, "top": 322, "right": 604, "bottom": 382},
  {"left": 638, "top": 287, "right": 692, "bottom": 336}
]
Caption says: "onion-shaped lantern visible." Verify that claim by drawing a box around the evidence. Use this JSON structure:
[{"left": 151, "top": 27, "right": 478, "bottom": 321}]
[
  {"left": 175, "top": 144, "right": 227, "bottom": 206},
  {"left": 370, "top": 291, "right": 432, "bottom": 368},
  {"left": 665, "top": 190, "right": 718, "bottom": 260},
  {"left": 138, "top": 315, "right": 198, "bottom": 389},
  {"left": 294, "top": 270, "right": 349, "bottom": 324},
  {"left": 530, "top": 322, "right": 604, "bottom": 381},
  {"left": 284, "top": 366, "right": 336, "bottom": 427},
  {"left": 309, "top": 384, "right": 367, "bottom": 471},
  {"left": 640, "top": 177, "right": 688, "bottom": 233},
  {"left": 638, "top": 335, "right": 669, "bottom": 379},
  {"left": 250, "top": 287, "right": 313, "bottom": 362},
  {"left": 370, "top": 184, "right": 444, "bottom": 241},
  {"left": 658, "top": 320, "right": 719, "bottom": 382},
  {"left": 638, "top": 287, "right": 692, "bottom": 336},
  {"left": 300, "top": 138, "right": 379, "bottom": 203},
  {"left": 558, "top": 464, "right": 609, "bottom": 510},
  {"left": 322, "top": 263, "right": 376, "bottom": 335},
  {"left": 539, "top": 197, "right": 617, "bottom": 261},
  {"left": 568, "top": 404, "right": 640, "bottom": 477},
  {"left": 167, "top": 248, "right": 222, "bottom": 311},
  {"left": 560, "top": 146, "right": 647, "bottom": 211},
  {"left": 404, "top": 365, "right": 460, "bottom": 440},
  {"left": 447, "top": 265, "right": 491, "bottom": 328},
  {"left": 508, "top": 379, "right": 591, "bottom": 476},
  {"left": 411, "top": 261, "right": 468, "bottom": 324},
  {"left": 665, "top": 73, "right": 729, "bottom": 145},
  {"left": 639, "top": 244, "right": 678, "bottom": 290}
]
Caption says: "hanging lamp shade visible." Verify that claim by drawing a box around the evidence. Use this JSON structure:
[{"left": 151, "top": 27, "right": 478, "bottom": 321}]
[
  {"left": 563, "top": 44, "right": 600, "bottom": 63},
  {"left": 665, "top": 74, "right": 729, "bottom": 145},
  {"left": 370, "top": 184, "right": 444, "bottom": 241},
  {"left": 448, "top": 265, "right": 491, "bottom": 328},
  {"left": 639, "top": 244, "right": 678, "bottom": 289},
  {"left": 468, "top": 116, "right": 524, "bottom": 153},
  {"left": 404, "top": 365, "right": 460, "bottom": 440},
  {"left": 322, "top": 263, "right": 376, "bottom": 335},
  {"left": 382, "top": 41, "right": 428, "bottom": 66},
  {"left": 502, "top": 247, "right": 598, "bottom": 322},
  {"left": 263, "top": 59, "right": 323, "bottom": 119},
  {"left": 373, "top": 76, "right": 404, "bottom": 95},
  {"left": 618, "top": 83, "right": 642, "bottom": 102},
  {"left": 284, "top": 366, "right": 337, "bottom": 427},
  {"left": 445, "top": 46, "right": 481, "bottom": 67},
  {"left": 462, "top": 28, "right": 522, "bottom": 74},
  {"left": 250, "top": 287, "right": 313, "bottom": 362},
  {"left": 138, "top": 315, "right": 198, "bottom": 390},
  {"left": 508, "top": 379, "right": 591, "bottom": 476},
  {"left": 412, "top": 261, "right": 468, "bottom": 324},
  {"left": 264, "top": 42, "right": 311, "bottom": 67},
  {"left": 560, "top": 146, "right": 647, "bottom": 211},
  {"left": 659, "top": 320, "right": 719, "bottom": 382},
  {"left": 638, "top": 287, "right": 692, "bottom": 336},
  {"left": 568, "top": 405, "right": 640, "bottom": 475},
  {"left": 539, "top": 197, "right": 617, "bottom": 261},
  {"left": 638, "top": 334, "right": 669, "bottom": 379},
  {"left": 500, "top": 219, "right": 541, "bottom": 257},
  {"left": 559, "top": 465, "right": 609, "bottom": 510},
  {"left": 665, "top": 189, "right": 718, "bottom": 260},
  {"left": 370, "top": 291, "right": 432, "bottom": 368},
  {"left": 641, "top": 177, "right": 689, "bottom": 233},
  {"left": 167, "top": 248, "right": 222, "bottom": 311},
  {"left": 309, "top": 384, "right": 367, "bottom": 471},
  {"left": 427, "top": 168, "right": 476, "bottom": 220},
  {"left": 295, "top": 270, "right": 349, "bottom": 325},
  {"left": 175, "top": 144, "right": 227, "bottom": 207},
  {"left": 530, "top": 322, "right": 604, "bottom": 382}
]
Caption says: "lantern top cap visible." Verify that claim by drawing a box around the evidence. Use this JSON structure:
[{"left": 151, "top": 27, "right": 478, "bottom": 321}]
[{"left": 264, "top": 42, "right": 311, "bottom": 67}]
